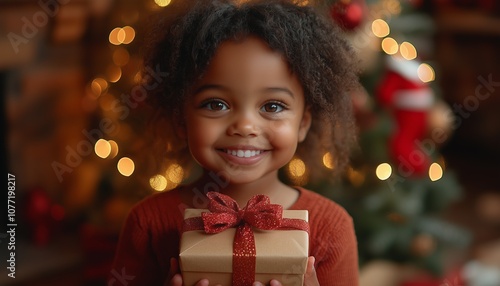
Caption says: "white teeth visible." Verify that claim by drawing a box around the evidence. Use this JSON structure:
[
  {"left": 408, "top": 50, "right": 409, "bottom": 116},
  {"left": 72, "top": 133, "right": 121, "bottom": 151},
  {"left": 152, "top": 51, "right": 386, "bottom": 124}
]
[{"left": 226, "top": 149, "right": 262, "bottom": 158}]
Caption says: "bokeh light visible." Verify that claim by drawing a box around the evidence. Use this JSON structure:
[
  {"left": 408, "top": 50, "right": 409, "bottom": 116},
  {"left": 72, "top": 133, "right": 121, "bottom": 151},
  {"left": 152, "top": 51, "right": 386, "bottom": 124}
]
[
  {"left": 372, "top": 19, "right": 390, "bottom": 38},
  {"left": 323, "top": 152, "right": 335, "bottom": 170},
  {"left": 166, "top": 164, "right": 184, "bottom": 184},
  {"left": 113, "top": 47, "right": 130, "bottom": 66},
  {"left": 429, "top": 163, "right": 443, "bottom": 181},
  {"left": 108, "top": 140, "right": 119, "bottom": 159},
  {"left": 154, "top": 0, "right": 171, "bottom": 7},
  {"left": 150, "top": 174, "right": 168, "bottom": 191},
  {"left": 376, "top": 163, "right": 392, "bottom": 180},
  {"left": 418, "top": 63, "right": 435, "bottom": 82},
  {"left": 381, "top": 37, "right": 399, "bottom": 55},
  {"left": 106, "top": 65, "right": 122, "bottom": 83},
  {"left": 94, "top": 139, "right": 111, "bottom": 159},
  {"left": 117, "top": 157, "right": 135, "bottom": 177},
  {"left": 288, "top": 158, "right": 306, "bottom": 177},
  {"left": 122, "top": 26, "right": 135, "bottom": 44},
  {"left": 400, "top": 41, "right": 417, "bottom": 60}
]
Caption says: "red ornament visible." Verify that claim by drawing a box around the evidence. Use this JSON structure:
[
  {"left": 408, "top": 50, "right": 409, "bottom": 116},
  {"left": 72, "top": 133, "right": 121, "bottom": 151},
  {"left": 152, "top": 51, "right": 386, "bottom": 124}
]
[
  {"left": 24, "top": 187, "right": 65, "bottom": 246},
  {"left": 330, "top": 0, "right": 365, "bottom": 31},
  {"left": 376, "top": 57, "right": 435, "bottom": 177}
]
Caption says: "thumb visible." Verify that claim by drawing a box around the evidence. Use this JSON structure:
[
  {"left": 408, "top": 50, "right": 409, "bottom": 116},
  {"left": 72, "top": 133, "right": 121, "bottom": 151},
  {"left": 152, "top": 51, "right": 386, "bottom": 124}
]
[{"left": 304, "top": 256, "right": 319, "bottom": 286}]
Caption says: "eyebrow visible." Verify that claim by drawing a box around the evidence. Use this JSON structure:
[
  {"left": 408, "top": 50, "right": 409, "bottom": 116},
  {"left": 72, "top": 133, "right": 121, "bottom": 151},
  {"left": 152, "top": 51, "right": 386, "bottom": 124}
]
[
  {"left": 264, "top": 87, "right": 295, "bottom": 99},
  {"left": 192, "top": 84, "right": 228, "bottom": 96},
  {"left": 192, "top": 84, "right": 295, "bottom": 98}
]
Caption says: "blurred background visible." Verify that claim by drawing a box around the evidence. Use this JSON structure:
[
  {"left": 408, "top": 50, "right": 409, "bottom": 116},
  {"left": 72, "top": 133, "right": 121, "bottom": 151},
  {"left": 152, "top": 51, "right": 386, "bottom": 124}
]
[{"left": 1, "top": 0, "right": 500, "bottom": 285}]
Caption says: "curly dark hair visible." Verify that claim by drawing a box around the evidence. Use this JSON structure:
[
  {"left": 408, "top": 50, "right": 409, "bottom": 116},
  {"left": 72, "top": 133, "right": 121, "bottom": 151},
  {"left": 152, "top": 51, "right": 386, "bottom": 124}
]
[{"left": 142, "top": 0, "right": 360, "bottom": 182}]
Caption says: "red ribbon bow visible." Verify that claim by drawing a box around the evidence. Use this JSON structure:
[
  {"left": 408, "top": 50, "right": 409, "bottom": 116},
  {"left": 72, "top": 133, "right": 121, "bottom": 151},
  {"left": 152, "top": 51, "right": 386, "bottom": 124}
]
[{"left": 183, "top": 192, "right": 309, "bottom": 286}]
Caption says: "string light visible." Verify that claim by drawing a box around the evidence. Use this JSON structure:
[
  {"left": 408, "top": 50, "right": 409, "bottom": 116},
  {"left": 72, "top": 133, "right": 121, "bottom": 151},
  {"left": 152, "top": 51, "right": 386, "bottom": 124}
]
[
  {"left": 150, "top": 174, "right": 168, "bottom": 191},
  {"left": 166, "top": 164, "right": 184, "bottom": 184},
  {"left": 429, "top": 163, "right": 443, "bottom": 181},
  {"left": 418, "top": 63, "right": 435, "bottom": 82},
  {"left": 371, "top": 19, "right": 390, "bottom": 38},
  {"left": 109, "top": 27, "right": 122, "bottom": 45},
  {"left": 106, "top": 65, "right": 122, "bottom": 83},
  {"left": 154, "top": 0, "right": 171, "bottom": 7},
  {"left": 95, "top": 139, "right": 111, "bottom": 159},
  {"left": 288, "top": 158, "right": 306, "bottom": 177},
  {"left": 323, "top": 152, "right": 335, "bottom": 170},
  {"left": 122, "top": 26, "right": 135, "bottom": 44},
  {"left": 112, "top": 47, "right": 130, "bottom": 66},
  {"left": 381, "top": 37, "right": 398, "bottom": 55},
  {"left": 109, "top": 26, "right": 136, "bottom": 45},
  {"left": 376, "top": 163, "right": 392, "bottom": 180},
  {"left": 108, "top": 140, "right": 119, "bottom": 159},
  {"left": 91, "top": 78, "right": 108, "bottom": 97},
  {"left": 400, "top": 42, "right": 417, "bottom": 60},
  {"left": 117, "top": 157, "right": 135, "bottom": 177}
]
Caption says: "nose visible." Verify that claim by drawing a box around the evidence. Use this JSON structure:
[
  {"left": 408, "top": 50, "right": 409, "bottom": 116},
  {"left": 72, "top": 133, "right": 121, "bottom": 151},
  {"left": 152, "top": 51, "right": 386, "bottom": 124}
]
[{"left": 227, "top": 111, "right": 259, "bottom": 137}]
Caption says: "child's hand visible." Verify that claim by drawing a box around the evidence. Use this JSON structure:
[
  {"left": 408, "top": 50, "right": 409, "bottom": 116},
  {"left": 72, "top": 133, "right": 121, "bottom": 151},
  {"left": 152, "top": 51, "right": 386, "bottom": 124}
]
[
  {"left": 166, "top": 257, "right": 212, "bottom": 286},
  {"left": 253, "top": 256, "right": 319, "bottom": 286}
]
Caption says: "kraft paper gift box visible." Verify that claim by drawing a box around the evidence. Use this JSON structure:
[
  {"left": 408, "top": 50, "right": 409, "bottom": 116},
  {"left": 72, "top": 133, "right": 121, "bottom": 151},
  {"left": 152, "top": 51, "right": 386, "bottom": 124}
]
[{"left": 180, "top": 208, "right": 309, "bottom": 286}]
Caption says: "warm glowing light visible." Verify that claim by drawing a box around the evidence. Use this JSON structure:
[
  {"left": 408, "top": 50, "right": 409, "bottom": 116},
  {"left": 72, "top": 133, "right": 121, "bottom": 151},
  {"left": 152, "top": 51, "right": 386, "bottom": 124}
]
[
  {"left": 376, "top": 163, "right": 392, "bottom": 180},
  {"left": 154, "top": 0, "right": 171, "bottom": 7},
  {"left": 400, "top": 42, "right": 417, "bottom": 60},
  {"left": 429, "top": 163, "right": 443, "bottom": 181},
  {"left": 113, "top": 47, "right": 130, "bottom": 66},
  {"left": 117, "top": 157, "right": 135, "bottom": 177},
  {"left": 95, "top": 139, "right": 111, "bottom": 159},
  {"left": 122, "top": 26, "right": 135, "bottom": 44},
  {"left": 91, "top": 78, "right": 108, "bottom": 97},
  {"left": 371, "top": 19, "right": 390, "bottom": 38},
  {"left": 347, "top": 167, "right": 365, "bottom": 187},
  {"left": 323, "top": 152, "right": 335, "bottom": 169},
  {"left": 288, "top": 158, "right": 306, "bottom": 177},
  {"left": 150, "top": 174, "right": 168, "bottom": 191},
  {"left": 106, "top": 65, "right": 122, "bottom": 83},
  {"left": 418, "top": 63, "right": 435, "bottom": 82},
  {"left": 108, "top": 140, "right": 119, "bottom": 159},
  {"left": 166, "top": 164, "right": 184, "bottom": 184},
  {"left": 386, "top": 0, "right": 402, "bottom": 14},
  {"left": 117, "top": 28, "right": 126, "bottom": 44},
  {"left": 109, "top": 27, "right": 122, "bottom": 45},
  {"left": 381, "top": 37, "right": 398, "bottom": 55}
]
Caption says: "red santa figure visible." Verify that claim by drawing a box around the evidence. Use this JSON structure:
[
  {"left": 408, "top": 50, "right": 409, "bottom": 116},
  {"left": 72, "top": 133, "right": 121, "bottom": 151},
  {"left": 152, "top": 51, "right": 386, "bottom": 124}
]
[{"left": 377, "top": 56, "right": 434, "bottom": 177}]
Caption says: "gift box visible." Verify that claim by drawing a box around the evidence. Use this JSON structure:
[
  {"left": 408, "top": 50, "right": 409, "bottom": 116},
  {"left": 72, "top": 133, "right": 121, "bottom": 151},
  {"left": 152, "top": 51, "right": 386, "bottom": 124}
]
[{"left": 179, "top": 192, "right": 309, "bottom": 286}]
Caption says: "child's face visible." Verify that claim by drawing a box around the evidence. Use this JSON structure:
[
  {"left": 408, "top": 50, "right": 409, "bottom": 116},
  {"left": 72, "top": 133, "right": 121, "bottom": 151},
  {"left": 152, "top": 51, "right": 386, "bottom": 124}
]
[{"left": 182, "top": 36, "right": 311, "bottom": 185}]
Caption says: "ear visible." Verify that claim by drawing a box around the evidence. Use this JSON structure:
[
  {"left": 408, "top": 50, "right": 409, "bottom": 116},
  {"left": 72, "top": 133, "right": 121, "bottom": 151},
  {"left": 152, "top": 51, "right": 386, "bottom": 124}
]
[{"left": 298, "top": 106, "right": 312, "bottom": 143}]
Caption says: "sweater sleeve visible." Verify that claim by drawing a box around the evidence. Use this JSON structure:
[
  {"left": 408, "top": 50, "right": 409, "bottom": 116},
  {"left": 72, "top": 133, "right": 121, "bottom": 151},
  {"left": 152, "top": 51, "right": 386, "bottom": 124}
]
[
  {"left": 315, "top": 212, "right": 359, "bottom": 286},
  {"left": 110, "top": 205, "right": 164, "bottom": 286}
]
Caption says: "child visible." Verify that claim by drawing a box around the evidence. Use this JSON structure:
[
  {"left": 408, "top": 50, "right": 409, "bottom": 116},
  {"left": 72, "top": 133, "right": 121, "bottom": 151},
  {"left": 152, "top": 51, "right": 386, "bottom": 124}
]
[{"left": 111, "top": 0, "right": 360, "bottom": 285}]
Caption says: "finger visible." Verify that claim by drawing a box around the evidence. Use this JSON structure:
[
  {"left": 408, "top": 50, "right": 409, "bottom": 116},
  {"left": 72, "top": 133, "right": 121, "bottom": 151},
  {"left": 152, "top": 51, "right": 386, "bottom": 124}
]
[
  {"left": 304, "top": 256, "right": 320, "bottom": 286},
  {"left": 169, "top": 257, "right": 179, "bottom": 276},
  {"left": 270, "top": 279, "right": 282, "bottom": 286},
  {"left": 253, "top": 282, "right": 264, "bottom": 286},
  {"left": 196, "top": 278, "right": 209, "bottom": 286},
  {"left": 170, "top": 274, "right": 183, "bottom": 286}
]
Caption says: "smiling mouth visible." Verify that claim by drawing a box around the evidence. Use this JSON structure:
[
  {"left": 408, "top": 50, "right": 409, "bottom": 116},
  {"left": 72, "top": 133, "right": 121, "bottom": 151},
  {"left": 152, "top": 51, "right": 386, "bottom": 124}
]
[{"left": 220, "top": 149, "right": 265, "bottom": 158}]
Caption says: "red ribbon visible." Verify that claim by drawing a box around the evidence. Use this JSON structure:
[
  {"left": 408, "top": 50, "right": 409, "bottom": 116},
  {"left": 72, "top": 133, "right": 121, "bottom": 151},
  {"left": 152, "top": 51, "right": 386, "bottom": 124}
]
[{"left": 183, "top": 191, "right": 309, "bottom": 286}]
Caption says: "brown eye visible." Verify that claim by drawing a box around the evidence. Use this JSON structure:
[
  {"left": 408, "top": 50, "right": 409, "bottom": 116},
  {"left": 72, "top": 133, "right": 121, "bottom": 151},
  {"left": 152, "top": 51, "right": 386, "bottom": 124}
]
[
  {"left": 261, "top": 102, "right": 284, "bottom": 113},
  {"left": 201, "top": 100, "right": 228, "bottom": 111}
]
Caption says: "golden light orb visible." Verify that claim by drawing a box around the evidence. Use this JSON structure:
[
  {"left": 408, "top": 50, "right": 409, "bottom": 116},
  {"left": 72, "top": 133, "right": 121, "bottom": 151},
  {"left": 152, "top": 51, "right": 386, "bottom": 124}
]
[
  {"left": 117, "top": 157, "right": 135, "bottom": 177},
  {"left": 94, "top": 139, "right": 111, "bottom": 159},
  {"left": 376, "top": 163, "right": 392, "bottom": 180}
]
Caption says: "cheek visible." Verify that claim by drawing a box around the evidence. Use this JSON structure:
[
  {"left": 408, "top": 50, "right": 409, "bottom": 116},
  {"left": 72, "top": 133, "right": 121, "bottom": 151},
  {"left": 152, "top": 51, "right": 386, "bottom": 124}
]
[{"left": 266, "top": 120, "right": 301, "bottom": 148}]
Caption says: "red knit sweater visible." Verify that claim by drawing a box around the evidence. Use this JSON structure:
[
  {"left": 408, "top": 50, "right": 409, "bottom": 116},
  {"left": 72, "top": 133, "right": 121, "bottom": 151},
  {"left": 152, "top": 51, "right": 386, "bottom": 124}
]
[{"left": 111, "top": 187, "right": 358, "bottom": 285}]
